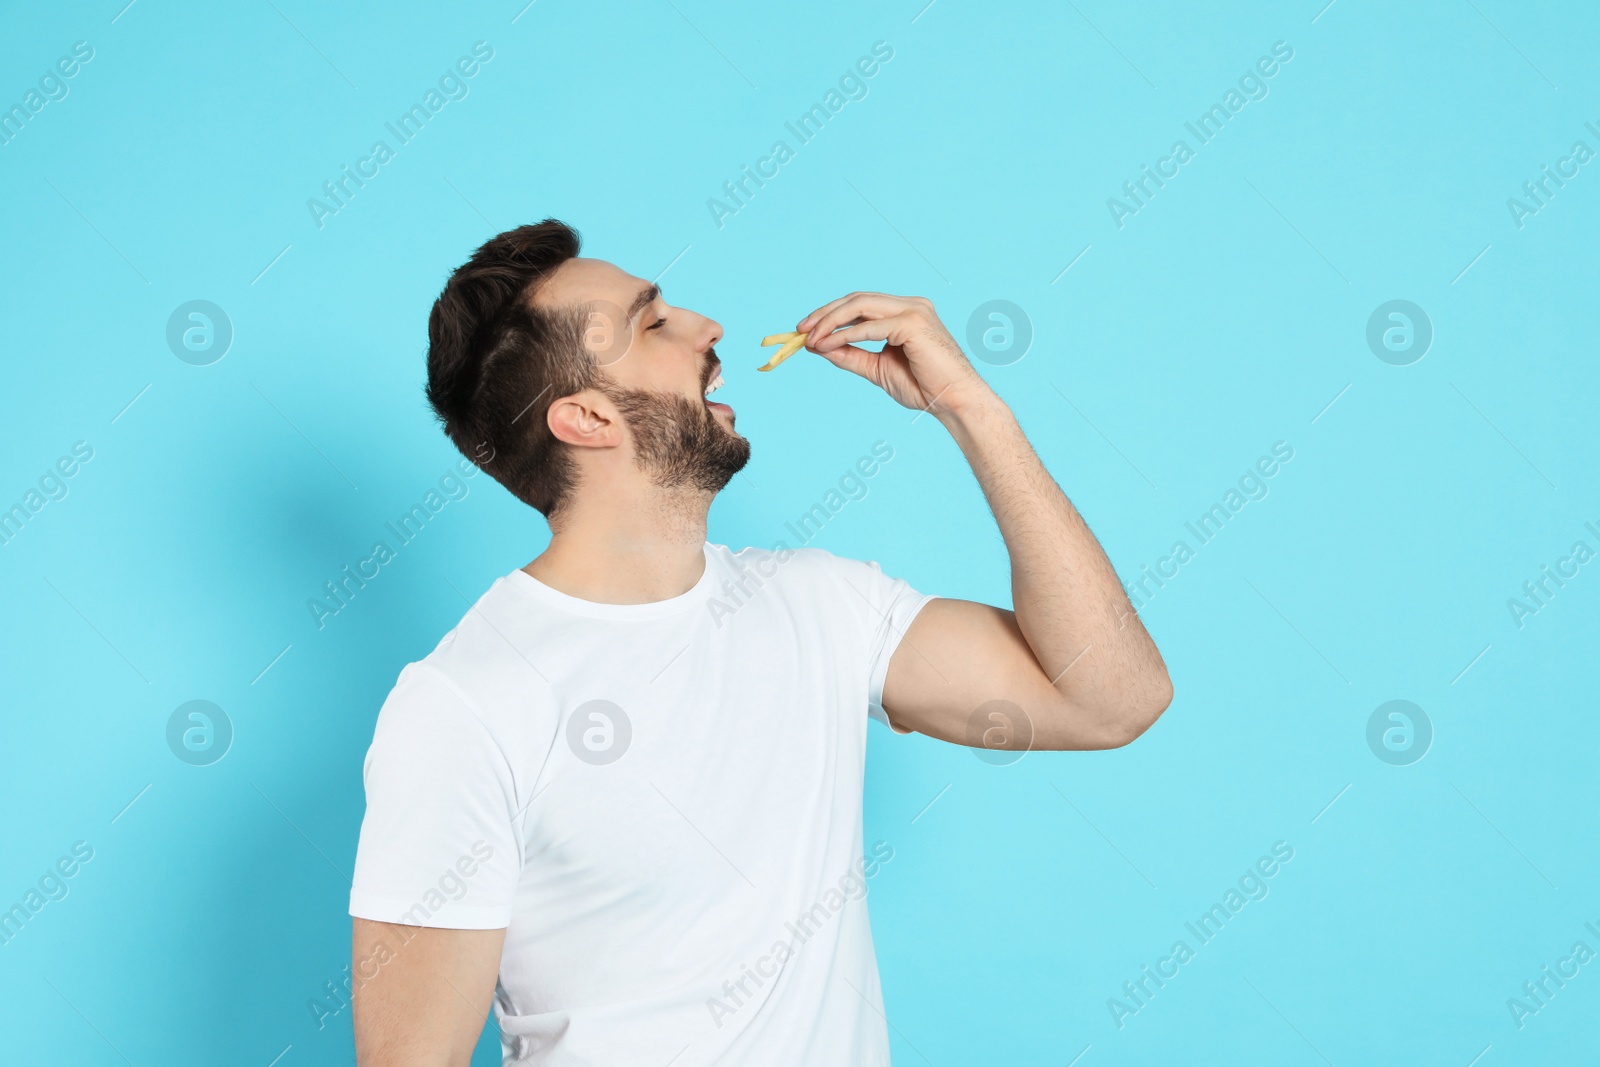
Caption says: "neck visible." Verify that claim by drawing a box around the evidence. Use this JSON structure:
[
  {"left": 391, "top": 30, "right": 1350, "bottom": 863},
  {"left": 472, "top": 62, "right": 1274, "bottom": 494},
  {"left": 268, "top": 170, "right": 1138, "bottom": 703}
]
[{"left": 526, "top": 487, "right": 712, "bottom": 604}]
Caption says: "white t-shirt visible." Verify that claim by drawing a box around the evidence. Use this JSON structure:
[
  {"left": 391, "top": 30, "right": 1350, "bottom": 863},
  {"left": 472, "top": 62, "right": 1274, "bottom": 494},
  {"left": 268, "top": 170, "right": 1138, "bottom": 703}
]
[{"left": 349, "top": 542, "right": 937, "bottom": 1065}]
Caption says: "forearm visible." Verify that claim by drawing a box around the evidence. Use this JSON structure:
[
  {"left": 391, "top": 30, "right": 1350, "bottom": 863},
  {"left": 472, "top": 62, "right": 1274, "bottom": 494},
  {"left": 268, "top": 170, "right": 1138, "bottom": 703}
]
[{"left": 936, "top": 389, "right": 1172, "bottom": 735}]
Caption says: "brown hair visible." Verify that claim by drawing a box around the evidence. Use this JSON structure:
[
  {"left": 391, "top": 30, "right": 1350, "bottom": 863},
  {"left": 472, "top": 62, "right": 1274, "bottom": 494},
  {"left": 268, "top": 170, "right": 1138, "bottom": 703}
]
[{"left": 424, "top": 219, "right": 593, "bottom": 519}]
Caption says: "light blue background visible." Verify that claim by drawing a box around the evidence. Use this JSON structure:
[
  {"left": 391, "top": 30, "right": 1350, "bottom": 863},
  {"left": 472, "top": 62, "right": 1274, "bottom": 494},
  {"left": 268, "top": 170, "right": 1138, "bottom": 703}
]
[{"left": 2, "top": 1, "right": 1596, "bottom": 1063}]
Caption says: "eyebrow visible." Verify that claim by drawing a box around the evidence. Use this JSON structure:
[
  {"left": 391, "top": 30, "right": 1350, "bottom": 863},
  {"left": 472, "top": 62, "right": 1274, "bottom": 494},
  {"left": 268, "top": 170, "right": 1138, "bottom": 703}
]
[{"left": 625, "top": 284, "right": 660, "bottom": 326}]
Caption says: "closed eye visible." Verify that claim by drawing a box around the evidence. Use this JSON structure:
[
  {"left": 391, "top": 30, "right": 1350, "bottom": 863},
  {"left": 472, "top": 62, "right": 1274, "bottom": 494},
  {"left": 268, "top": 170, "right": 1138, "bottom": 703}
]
[{"left": 647, "top": 316, "right": 666, "bottom": 330}]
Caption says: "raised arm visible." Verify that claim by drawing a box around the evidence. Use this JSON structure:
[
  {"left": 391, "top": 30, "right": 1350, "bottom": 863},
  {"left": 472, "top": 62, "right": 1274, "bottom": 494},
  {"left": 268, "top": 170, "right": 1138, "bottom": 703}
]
[
  {"left": 351, "top": 919, "right": 504, "bottom": 1066},
  {"left": 799, "top": 294, "right": 1172, "bottom": 751}
]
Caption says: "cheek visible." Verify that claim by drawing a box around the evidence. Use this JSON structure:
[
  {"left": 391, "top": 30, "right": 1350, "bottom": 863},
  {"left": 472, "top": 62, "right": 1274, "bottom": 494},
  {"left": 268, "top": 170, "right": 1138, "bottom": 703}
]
[{"left": 661, "top": 348, "right": 703, "bottom": 392}]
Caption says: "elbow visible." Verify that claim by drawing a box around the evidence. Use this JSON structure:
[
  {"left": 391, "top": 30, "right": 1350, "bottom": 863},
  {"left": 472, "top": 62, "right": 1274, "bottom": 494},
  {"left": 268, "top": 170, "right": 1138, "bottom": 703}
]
[
  {"left": 1147, "top": 670, "right": 1175, "bottom": 722},
  {"left": 1123, "top": 669, "right": 1174, "bottom": 745},
  {"left": 1080, "top": 671, "right": 1174, "bottom": 750},
  {"left": 1029, "top": 665, "right": 1174, "bottom": 751}
]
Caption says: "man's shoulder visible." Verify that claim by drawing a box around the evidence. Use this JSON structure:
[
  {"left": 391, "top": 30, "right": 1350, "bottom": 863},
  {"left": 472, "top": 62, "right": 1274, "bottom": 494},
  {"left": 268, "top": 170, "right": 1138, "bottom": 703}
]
[
  {"left": 377, "top": 572, "right": 558, "bottom": 736},
  {"left": 708, "top": 543, "right": 917, "bottom": 626}
]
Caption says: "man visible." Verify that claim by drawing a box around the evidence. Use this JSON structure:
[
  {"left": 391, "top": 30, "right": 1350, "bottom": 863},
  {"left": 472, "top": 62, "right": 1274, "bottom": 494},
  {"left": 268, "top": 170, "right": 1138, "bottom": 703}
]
[{"left": 348, "top": 219, "right": 1172, "bottom": 1065}]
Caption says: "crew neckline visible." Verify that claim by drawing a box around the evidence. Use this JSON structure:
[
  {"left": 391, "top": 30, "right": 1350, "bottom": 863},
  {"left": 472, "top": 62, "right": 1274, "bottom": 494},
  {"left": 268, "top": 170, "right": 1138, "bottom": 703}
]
[{"left": 506, "top": 542, "right": 719, "bottom": 620}]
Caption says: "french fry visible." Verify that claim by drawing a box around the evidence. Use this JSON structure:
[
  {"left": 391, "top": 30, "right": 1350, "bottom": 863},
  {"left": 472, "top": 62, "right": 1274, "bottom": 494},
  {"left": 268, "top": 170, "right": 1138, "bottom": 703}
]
[
  {"left": 761, "top": 331, "right": 805, "bottom": 347},
  {"left": 758, "top": 334, "right": 807, "bottom": 372}
]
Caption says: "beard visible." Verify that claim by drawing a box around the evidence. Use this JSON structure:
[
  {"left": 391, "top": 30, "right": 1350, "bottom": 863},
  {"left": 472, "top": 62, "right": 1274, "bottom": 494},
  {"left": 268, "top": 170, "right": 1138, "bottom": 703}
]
[{"left": 601, "top": 383, "right": 750, "bottom": 494}]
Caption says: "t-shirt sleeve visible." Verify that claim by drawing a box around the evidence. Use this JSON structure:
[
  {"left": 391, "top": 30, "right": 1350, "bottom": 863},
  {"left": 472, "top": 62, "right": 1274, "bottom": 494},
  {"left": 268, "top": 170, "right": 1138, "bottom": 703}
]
[
  {"left": 829, "top": 554, "right": 939, "bottom": 733},
  {"left": 349, "top": 662, "right": 523, "bottom": 929}
]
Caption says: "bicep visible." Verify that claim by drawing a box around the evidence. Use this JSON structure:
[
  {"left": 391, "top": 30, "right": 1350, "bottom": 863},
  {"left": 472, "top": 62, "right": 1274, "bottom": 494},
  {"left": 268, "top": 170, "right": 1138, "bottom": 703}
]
[
  {"left": 880, "top": 597, "right": 1100, "bottom": 751},
  {"left": 352, "top": 918, "right": 504, "bottom": 1067}
]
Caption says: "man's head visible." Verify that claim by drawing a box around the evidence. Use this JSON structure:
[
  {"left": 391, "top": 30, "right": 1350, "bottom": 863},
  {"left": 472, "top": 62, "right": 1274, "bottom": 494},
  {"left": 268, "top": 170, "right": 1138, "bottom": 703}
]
[{"left": 425, "top": 220, "right": 749, "bottom": 525}]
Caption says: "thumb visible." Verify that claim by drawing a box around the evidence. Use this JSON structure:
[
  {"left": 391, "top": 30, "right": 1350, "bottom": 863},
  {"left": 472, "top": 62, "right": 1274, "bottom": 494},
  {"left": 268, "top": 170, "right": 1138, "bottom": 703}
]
[{"left": 808, "top": 341, "right": 881, "bottom": 382}]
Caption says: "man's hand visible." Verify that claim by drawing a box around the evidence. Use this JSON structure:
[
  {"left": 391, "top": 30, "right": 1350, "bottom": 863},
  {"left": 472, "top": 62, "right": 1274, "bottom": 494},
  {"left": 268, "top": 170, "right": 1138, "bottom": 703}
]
[{"left": 799, "top": 293, "right": 993, "bottom": 416}]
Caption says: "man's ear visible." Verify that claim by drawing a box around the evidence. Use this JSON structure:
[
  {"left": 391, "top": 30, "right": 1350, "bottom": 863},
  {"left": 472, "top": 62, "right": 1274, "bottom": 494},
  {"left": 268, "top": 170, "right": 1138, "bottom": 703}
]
[{"left": 547, "top": 391, "right": 622, "bottom": 449}]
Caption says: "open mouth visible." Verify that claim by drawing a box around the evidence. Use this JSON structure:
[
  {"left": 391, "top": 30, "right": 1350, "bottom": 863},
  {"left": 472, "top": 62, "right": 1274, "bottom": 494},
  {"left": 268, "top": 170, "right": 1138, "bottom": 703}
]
[{"left": 703, "top": 366, "right": 731, "bottom": 414}]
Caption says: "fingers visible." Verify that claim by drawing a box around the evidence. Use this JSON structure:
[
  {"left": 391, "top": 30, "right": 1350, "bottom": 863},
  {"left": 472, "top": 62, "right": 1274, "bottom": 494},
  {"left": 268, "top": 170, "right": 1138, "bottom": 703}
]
[
  {"left": 798, "top": 291, "right": 934, "bottom": 331},
  {"left": 796, "top": 293, "right": 861, "bottom": 332},
  {"left": 799, "top": 292, "right": 923, "bottom": 347},
  {"left": 811, "top": 316, "right": 908, "bottom": 354},
  {"left": 809, "top": 340, "right": 880, "bottom": 382}
]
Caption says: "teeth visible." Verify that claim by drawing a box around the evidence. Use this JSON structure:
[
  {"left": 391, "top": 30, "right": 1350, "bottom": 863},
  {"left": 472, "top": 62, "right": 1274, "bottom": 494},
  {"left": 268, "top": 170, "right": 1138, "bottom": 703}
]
[{"left": 704, "top": 373, "right": 725, "bottom": 397}]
